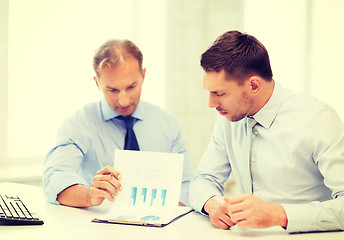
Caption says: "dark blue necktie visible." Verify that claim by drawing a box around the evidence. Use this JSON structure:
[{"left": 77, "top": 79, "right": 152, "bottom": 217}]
[{"left": 116, "top": 116, "right": 140, "bottom": 151}]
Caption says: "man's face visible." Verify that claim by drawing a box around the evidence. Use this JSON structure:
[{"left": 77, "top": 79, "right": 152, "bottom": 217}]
[
  {"left": 203, "top": 69, "right": 254, "bottom": 122},
  {"left": 94, "top": 58, "right": 145, "bottom": 116}
]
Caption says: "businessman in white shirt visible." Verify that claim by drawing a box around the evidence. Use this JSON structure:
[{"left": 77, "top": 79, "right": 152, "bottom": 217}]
[
  {"left": 189, "top": 30, "right": 344, "bottom": 233},
  {"left": 43, "top": 39, "right": 193, "bottom": 207}
]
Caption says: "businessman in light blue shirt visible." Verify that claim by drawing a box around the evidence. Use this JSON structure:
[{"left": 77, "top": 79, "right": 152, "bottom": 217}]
[
  {"left": 189, "top": 30, "right": 344, "bottom": 233},
  {"left": 43, "top": 39, "right": 193, "bottom": 207}
]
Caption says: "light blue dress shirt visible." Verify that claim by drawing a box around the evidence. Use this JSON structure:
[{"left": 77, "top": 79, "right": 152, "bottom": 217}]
[
  {"left": 189, "top": 82, "right": 344, "bottom": 233},
  {"left": 43, "top": 99, "right": 193, "bottom": 205}
]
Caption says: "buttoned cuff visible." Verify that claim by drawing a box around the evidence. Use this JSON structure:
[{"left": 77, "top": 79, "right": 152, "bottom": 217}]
[
  {"left": 282, "top": 203, "right": 312, "bottom": 233},
  {"left": 189, "top": 179, "right": 223, "bottom": 214}
]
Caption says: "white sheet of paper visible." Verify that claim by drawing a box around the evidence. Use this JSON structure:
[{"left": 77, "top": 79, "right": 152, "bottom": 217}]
[{"left": 103, "top": 150, "right": 184, "bottom": 224}]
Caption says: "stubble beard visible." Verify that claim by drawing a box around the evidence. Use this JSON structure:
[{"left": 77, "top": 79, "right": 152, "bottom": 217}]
[{"left": 228, "top": 91, "right": 254, "bottom": 122}]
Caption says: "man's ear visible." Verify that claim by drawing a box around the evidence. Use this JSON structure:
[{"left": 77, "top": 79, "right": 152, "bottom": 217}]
[
  {"left": 141, "top": 68, "right": 146, "bottom": 83},
  {"left": 93, "top": 76, "right": 100, "bottom": 89},
  {"left": 249, "top": 76, "right": 261, "bottom": 93}
]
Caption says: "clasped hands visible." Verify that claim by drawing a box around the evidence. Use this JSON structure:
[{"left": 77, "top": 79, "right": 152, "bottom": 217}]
[{"left": 204, "top": 195, "right": 288, "bottom": 230}]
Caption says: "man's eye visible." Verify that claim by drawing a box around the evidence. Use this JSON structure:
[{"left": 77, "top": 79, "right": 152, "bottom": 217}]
[
  {"left": 212, "top": 92, "right": 225, "bottom": 97},
  {"left": 128, "top": 85, "right": 136, "bottom": 90}
]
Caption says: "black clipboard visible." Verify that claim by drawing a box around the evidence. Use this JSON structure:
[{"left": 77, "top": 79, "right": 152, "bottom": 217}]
[{"left": 92, "top": 207, "right": 194, "bottom": 227}]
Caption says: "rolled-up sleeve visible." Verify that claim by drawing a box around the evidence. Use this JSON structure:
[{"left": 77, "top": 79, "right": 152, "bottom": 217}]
[
  {"left": 42, "top": 142, "right": 88, "bottom": 204},
  {"left": 42, "top": 114, "right": 91, "bottom": 204}
]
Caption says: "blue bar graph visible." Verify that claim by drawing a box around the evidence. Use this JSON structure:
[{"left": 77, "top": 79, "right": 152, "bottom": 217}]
[
  {"left": 141, "top": 188, "right": 147, "bottom": 203},
  {"left": 161, "top": 189, "right": 167, "bottom": 206},
  {"left": 150, "top": 189, "right": 157, "bottom": 206},
  {"left": 130, "top": 187, "right": 167, "bottom": 207},
  {"left": 131, "top": 187, "right": 137, "bottom": 206}
]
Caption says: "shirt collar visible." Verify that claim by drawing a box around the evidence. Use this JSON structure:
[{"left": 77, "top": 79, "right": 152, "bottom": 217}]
[
  {"left": 251, "top": 81, "right": 284, "bottom": 129},
  {"left": 101, "top": 98, "right": 144, "bottom": 121}
]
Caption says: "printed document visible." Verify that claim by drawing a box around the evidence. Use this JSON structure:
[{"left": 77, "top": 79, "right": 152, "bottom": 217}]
[{"left": 92, "top": 150, "right": 193, "bottom": 227}]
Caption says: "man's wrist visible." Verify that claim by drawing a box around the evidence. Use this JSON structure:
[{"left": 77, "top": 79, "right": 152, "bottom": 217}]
[
  {"left": 203, "top": 195, "right": 223, "bottom": 215},
  {"left": 273, "top": 203, "right": 288, "bottom": 228}
]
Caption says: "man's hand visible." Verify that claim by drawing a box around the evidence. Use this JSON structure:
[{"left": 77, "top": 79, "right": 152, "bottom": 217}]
[
  {"left": 88, "top": 166, "right": 122, "bottom": 206},
  {"left": 227, "top": 194, "right": 288, "bottom": 228},
  {"left": 57, "top": 166, "right": 122, "bottom": 207},
  {"left": 204, "top": 196, "right": 236, "bottom": 230}
]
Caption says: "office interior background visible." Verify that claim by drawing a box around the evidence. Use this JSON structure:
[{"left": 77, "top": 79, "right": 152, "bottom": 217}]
[{"left": 1, "top": 0, "right": 343, "bottom": 190}]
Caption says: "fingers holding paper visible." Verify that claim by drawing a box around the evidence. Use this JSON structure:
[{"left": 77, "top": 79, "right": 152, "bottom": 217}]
[
  {"left": 56, "top": 166, "right": 122, "bottom": 207},
  {"left": 89, "top": 166, "right": 123, "bottom": 206}
]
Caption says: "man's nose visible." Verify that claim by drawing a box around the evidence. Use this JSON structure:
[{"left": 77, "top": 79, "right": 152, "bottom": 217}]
[
  {"left": 118, "top": 92, "right": 130, "bottom": 106},
  {"left": 208, "top": 95, "right": 218, "bottom": 108}
]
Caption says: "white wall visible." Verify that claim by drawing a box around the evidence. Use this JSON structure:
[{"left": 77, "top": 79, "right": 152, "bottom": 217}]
[
  {"left": 310, "top": 0, "right": 344, "bottom": 119},
  {"left": 243, "top": 0, "right": 344, "bottom": 120},
  {"left": 166, "top": 0, "right": 244, "bottom": 168},
  {"left": 2, "top": 0, "right": 344, "bottom": 184},
  {"left": 243, "top": 0, "right": 309, "bottom": 93},
  {"left": 4, "top": 0, "right": 167, "bottom": 163}
]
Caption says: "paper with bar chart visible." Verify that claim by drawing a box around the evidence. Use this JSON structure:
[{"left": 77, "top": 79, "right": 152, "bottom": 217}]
[{"left": 93, "top": 150, "right": 192, "bottom": 226}]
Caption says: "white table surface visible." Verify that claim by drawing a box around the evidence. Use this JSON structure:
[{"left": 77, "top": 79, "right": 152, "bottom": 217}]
[{"left": 1, "top": 182, "right": 343, "bottom": 240}]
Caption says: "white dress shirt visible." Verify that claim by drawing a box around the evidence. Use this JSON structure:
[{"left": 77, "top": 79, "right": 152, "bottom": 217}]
[{"left": 189, "top": 82, "right": 344, "bottom": 233}]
